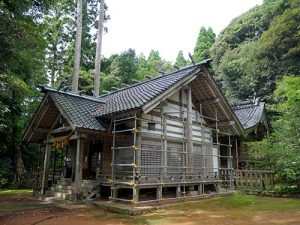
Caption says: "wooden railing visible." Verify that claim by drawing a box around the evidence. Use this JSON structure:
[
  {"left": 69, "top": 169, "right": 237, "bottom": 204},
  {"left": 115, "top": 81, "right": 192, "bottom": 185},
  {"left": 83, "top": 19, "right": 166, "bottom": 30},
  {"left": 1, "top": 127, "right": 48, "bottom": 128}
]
[{"left": 220, "top": 169, "right": 275, "bottom": 190}]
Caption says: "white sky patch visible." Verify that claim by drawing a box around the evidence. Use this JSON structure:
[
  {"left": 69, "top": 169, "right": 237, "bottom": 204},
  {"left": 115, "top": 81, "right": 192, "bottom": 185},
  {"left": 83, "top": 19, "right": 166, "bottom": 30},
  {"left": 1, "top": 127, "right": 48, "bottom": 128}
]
[{"left": 102, "top": 0, "right": 263, "bottom": 63}]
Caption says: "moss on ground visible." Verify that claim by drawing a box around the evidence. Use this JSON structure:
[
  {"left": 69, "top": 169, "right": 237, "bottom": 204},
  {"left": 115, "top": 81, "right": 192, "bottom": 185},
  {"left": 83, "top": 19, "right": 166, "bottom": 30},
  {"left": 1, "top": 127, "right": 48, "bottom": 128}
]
[
  {"left": 93, "top": 194, "right": 300, "bottom": 224},
  {"left": 0, "top": 189, "right": 32, "bottom": 196},
  {"left": 169, "top": 194, "right": 300, "bottom": 212}
]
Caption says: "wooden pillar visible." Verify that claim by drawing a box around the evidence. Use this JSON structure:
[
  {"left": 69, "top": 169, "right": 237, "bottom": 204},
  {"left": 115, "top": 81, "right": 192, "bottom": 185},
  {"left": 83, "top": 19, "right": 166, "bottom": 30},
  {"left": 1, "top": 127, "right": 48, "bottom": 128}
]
[
  {"left": 133, "top": 187, "right": 139, "bottom": 204},
  {"left": 157, "top": 186, "right": 162, "bottom": 202},
  {"left": 186, "top": 85, "right": 193, "bottom": 173},
  {"left": 160, "top": 102, "right": 167, "bottom": 183},
  {"left": 176, "top": 185, "right": 181, "bottom": 198},
  {"left": 235, "top": 139, "right": 239, "bottom": 169},
  {"left": 41, "top": 142, "right": 52, "bottom": 195},
  {"left": 198, "top": 184, "right": 203, "bottom": 195},
  {"left": 75, "top": 138, "right": 84, "bottom": 200}
]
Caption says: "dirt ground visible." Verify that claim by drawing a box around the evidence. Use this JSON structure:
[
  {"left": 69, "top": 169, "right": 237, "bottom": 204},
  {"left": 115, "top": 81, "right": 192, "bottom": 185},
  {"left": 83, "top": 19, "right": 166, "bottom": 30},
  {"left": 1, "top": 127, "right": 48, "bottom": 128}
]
[{"left": 1, "top": 192, "right": 300, "bottom": 225}]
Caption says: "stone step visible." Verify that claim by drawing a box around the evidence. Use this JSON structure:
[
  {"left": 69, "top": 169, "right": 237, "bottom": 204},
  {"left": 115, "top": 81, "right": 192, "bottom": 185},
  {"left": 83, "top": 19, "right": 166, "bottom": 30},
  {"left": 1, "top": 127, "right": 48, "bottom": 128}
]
[
  {"left": 54, "top": 191, "right": 73, "bottom": 200},
  {"left": 55, "top": 184, "right": 73, "bottom": 190}
]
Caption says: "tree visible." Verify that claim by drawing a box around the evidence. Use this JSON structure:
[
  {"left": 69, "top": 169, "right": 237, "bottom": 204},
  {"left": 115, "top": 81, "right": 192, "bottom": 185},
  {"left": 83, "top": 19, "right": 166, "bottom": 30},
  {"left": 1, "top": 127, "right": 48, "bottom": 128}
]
[
  {"left": 71, "top": 0, "right": 83, "bottom": 92},
  {"left": 44, "top": 0, "right": 76, "bottom": 86},
  {"left": 0, "top": 0, "right": 52, "bottom": 184},
  {"left": 174, "top": 50, "right": 188, "bottom": 68},
  {"left": 210, "top": 0, "right": 296, "bottom": 101},
  {"left": 110, "top": 49, "right": 138, "bottom": 84},
  {"left": 94, "top": 0, "right": 105, "bottom": 96},
  {"left": 193, "top": 27, "right": 215, "bottom": 62},
  {"left": 249, "top": 76, "right": 300, "bottom": 190}
]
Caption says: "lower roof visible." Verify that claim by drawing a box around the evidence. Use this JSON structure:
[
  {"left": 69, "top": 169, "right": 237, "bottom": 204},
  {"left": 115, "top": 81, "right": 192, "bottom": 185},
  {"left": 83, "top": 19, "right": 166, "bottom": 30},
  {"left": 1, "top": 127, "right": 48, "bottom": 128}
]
[{"left": 232, "top": 100, "right": 267, "bottom": 131}]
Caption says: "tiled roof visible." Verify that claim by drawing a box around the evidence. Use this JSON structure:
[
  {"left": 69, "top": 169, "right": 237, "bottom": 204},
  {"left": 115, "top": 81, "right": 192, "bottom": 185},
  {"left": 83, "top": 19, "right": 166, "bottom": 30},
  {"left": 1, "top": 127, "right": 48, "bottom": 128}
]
[
  {"left": 232, "top": 101, "right": 265, "bottom": 130},
  {"left": 93, "top": 60, "right": 210, "bottom": 117},
  {"left": 50, "top": 91, "right": 106, "bottom": 131}
]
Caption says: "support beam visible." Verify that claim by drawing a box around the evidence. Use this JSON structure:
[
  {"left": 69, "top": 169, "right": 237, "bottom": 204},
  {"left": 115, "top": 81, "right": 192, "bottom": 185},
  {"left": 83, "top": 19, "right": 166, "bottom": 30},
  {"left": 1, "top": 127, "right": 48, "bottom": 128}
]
[
  {"left": 198, "top": 184, "right": 203, "bottom": 195},
  {"left": 157, "top": 186, "right": 162, "bottom": 202},
  {"left": 133, "top": 188, "right": 139, "bottom": 204},
  {"left": 186, "top": 84, "right": 193, "bottom": 171},
  {"left": 176, "top": 185, "right": 181, "bottom": 198},
  {"left": 75, "top": 138, "right": 84, "bottom": 200},
  {"left": 161, "top": 102, "right": 167, "bottom": 181},
  {"left": 208, "top": 120, "right": 235, "bottom": 128},
  {"left": 49, "top": 126, "right": 72, "bottom": 134},
  {"left": 41, "top": 142, "right": 52, "bottom": 195},
  {"left": 33, "top": 128, "right": 49, "bottom": 134},
  {"left": 198, "top": 98, "right": 221, "bottom": 105}
]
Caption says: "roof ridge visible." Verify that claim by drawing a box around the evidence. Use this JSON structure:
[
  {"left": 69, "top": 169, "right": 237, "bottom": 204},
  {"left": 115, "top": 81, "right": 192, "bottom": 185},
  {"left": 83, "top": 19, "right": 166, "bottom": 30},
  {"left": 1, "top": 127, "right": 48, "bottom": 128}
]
[
  {"left": 38, "top": 85, "right": 105, "bottom": 103},
  {"left": 98, "top": 59, "right": 210, "bottom": 98}
]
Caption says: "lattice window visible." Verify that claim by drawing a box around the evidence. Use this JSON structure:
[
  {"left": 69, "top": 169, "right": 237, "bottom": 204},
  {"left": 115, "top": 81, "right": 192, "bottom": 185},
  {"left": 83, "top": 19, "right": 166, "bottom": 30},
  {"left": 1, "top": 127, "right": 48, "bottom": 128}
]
[
  {"left": 114, "top": 137, "right": 134, "bottom": 174},
  {"left": 167, "top": 142, "right": 184, "bottom": 174},
  {"left": 141, "top": 139, "right": 162, "bottom": 175},
  {"left": 193, "top": 145, "right": 204, "bottom": 172}
]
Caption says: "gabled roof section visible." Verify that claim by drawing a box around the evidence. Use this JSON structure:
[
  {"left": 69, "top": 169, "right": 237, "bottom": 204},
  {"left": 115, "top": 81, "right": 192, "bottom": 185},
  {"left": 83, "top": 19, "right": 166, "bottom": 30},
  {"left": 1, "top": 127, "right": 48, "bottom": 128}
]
[
  {"left": 23, "top": 87, "right": 106, "bottom": 143},
  {"left": 232, "top": 100, "right": 266, "bottom": 131},
  {"left": 49, "top": 91, "right": 106, "bottom": 131},
  {"left": 93, "top": 60, "right": 211, "bottom": 117}
]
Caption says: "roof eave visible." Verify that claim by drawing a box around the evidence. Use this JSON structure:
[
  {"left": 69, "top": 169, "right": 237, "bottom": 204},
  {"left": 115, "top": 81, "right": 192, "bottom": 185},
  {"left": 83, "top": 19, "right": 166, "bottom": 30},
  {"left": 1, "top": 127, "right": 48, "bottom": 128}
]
[{"left": 142, "top": 67, "right": 202, "bottom": 113}]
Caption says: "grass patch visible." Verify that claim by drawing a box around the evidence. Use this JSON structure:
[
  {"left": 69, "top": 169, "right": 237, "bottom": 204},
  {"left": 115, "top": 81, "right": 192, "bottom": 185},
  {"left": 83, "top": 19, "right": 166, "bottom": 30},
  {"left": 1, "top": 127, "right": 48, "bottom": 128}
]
[
  {"left": 169, "top": 194, "right": 300, "bottom": 212},
  {"left": 0, "top": 203, "right": 48, "bottom": 214},
  {"left": 0, "top": 189, "right": 33, "bottom": 196}
]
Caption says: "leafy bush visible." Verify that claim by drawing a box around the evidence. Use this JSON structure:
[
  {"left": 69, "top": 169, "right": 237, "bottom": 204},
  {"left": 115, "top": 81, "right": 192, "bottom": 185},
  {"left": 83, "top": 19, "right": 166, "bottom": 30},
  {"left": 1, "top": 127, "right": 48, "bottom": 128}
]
[{"left": 249, "top": 76, "right": 300, "bottom": 191}]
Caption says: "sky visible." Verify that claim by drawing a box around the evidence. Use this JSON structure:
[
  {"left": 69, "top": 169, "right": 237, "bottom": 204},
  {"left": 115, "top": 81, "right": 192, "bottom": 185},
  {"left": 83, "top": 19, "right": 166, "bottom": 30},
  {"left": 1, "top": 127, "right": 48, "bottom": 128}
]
[{"left": 102, "top": 0, "right": 263, "bottom": 63}]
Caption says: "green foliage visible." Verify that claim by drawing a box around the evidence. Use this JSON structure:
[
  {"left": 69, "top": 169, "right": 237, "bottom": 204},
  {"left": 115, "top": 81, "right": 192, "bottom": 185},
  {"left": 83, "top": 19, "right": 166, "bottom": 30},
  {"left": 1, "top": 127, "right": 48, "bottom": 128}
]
[
  {"left": 45, "top": 0, "right": 110, "bottom": 86},
  {"left": 174, "top": 50, "right": 189, "bottom": 67},
  {"left": 248, "top": 76, "right": 300, "bottom": 189},
  {"left": 110, "top": 49, "right": 138, "bottom": 84},
  {"left": 193, "top": 26, "right": 215, "bottom": 62},
  {"left": 0, "top": 0, "right": 53, "bottom": 185},
  {"left": 210, "top": 0, "right": 299, "bottom": 100}
]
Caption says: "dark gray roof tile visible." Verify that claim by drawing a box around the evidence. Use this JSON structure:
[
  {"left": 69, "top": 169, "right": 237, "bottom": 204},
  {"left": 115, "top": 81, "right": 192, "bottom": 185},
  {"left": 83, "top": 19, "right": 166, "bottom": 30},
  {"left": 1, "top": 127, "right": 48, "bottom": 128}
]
[
  {"left": 232, "top": 101, "right": 265, "bottom": 130},
  {"left": 50, "top": 92, "right": 106, "bottom": 131},
  {"left": 93, "top": 62, "right": 207, "bottom": 117}
]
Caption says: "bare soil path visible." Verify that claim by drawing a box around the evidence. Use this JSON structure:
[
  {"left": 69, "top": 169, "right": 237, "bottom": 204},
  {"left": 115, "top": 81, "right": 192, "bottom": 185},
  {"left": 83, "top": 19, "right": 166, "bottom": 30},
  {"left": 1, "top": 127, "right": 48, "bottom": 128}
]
[{"left": 1, "top": 191, "right": 300, "bottom": 225}]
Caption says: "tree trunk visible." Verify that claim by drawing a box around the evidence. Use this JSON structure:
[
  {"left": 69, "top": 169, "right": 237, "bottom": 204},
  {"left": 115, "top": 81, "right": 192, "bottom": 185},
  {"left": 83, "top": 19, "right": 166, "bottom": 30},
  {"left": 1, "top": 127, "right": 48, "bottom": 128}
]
[
  {"left": 50, "top": 50, "right": 57, "bottom": 86},
  {"left": 72, "top": 0, "right": 83, "bottom": 92},
  {"left": 13, "top": 143, "right": 25, "bottom": 183},
  {"left": 93, "top": 0, "right": 105, "bottom": 97}
]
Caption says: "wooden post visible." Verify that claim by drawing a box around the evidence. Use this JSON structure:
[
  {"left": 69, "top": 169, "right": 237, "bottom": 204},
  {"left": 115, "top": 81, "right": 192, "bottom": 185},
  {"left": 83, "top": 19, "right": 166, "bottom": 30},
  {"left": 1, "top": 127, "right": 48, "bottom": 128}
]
[
  {"left": 186, "top": 84, "right": 193, "bottom": 174},
  {"left": 41, "top": 142, "right": 52, "bottom": 195},
  {"left": 157, "top": 186, "right": 162, "bottom": 202},
  {"left": 235, "top": 139, "right": 239, "bottom": 169},
  {"left": 176, "top": 185, "right": 181, "bottom": 198},
  {"left": 161, "top": 102, "right": 167, "bottom": 182},
  {"left": 75, "top": 138, "right": 84, "bottom": 200},
  {"left": 133, "top": 187, "right": 139, "bottom": 204}
]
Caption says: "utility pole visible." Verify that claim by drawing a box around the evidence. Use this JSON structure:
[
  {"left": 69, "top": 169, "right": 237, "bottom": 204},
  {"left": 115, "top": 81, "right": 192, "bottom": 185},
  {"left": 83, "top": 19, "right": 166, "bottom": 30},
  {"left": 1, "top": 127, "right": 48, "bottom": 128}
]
[
  {"left": 72, "top": 0, "right": 83, "bottom": 92},
  {"left": 94, "top": 0, "right": 105, "bottom": 96}
]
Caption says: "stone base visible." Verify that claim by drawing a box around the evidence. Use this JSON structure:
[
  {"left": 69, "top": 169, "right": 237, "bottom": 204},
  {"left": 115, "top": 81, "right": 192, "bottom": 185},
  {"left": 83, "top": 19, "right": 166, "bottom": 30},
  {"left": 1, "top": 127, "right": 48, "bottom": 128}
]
[{"left": 93, "top": 191, "right": 236, "bottom": 215}]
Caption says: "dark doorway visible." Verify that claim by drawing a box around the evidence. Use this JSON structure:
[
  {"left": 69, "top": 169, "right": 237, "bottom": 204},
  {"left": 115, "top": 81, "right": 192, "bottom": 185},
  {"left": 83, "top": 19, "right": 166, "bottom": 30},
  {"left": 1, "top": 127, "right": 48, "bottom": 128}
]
[{"left": 88, "top": 140, "right": 103, "bottom": 180}]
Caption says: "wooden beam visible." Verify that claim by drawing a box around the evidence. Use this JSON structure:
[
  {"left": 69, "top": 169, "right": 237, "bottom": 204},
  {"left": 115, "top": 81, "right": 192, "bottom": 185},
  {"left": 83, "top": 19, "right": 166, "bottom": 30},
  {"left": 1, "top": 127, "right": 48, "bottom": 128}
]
[
  {"left": 208, "top": 120, "right": 236, "bottom": 127},
  {"left": 32, "top": 128, "right": 49, "bottom": 134},
  {"left": 49, "top": 93, "right": 76, "bottom": 131},
  {"left": 41, "top": 140, "right": 51, "bottom": 195},
  {"left": 198, "top": 98, "right": 221, "bottom": 105},
  {"left": 74, "top": 138, "right": 84, "bottom": 200},
  {"left": 49, "top": 126, "right": 72, "bottom": 134},
  {"left": 34, "top": 104, "right": 51, "bottom": 129},
  {"left": 50, "top": 114, "right": 61, "bottom": 130},
  {"left": 143, "top": 68, "right": 202, "bottom": 113},
  {"left": 186, "top": 84, "right": 193, "bottom": 171}
]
